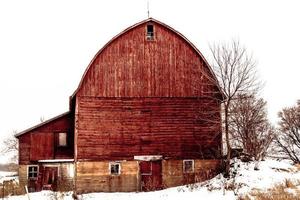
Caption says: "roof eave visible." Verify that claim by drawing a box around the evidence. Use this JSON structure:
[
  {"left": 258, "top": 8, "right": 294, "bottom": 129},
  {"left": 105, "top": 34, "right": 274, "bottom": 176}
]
[{"left": 15, "top": 111, "right": 70, "bottom": 138}]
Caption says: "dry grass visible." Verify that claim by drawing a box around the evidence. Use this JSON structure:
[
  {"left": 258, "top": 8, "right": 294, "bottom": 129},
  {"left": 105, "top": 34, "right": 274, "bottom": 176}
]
[{"left": 239, "top": 179, "right": 300, "bottom": 200}]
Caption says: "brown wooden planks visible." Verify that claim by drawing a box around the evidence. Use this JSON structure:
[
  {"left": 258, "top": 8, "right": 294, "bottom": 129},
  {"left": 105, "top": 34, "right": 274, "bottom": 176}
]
[{"left": 76, "top": 161, "right": 139, "bottom": 193}]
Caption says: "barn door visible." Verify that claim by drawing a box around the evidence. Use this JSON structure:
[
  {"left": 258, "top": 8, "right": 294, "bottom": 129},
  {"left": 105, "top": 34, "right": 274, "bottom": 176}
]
[
  {"left": 42, "top": 167, "right": 58, "bottom": 191},
  {"left": 140, "top": 160, "right": 162, "bottom": 191}
]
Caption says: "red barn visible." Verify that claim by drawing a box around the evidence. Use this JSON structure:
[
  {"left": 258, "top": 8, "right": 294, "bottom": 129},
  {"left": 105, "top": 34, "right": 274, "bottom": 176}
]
[{"left": 16, "top": 18, "right": 224, "bottom": 193}]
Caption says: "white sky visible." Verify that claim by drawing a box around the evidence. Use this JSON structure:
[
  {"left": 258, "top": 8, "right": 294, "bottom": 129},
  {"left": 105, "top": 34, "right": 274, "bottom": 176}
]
[{"left": 0, "top": 0, "right": 299, "bottom": 143}]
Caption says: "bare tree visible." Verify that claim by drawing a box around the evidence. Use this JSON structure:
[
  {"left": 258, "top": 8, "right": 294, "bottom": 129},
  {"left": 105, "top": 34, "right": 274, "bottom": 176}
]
[
  {"left": 275, "top": 100, "right": 300, "bottom": 163},
  {"left": 210, "top": 40, "right": 259, "bottom": 176},
  {"left": 1, "top": 131, "right": 19, "bottom": 163},
  {"left": 229, "top": 94, "right": 275, "bottom": 163}
]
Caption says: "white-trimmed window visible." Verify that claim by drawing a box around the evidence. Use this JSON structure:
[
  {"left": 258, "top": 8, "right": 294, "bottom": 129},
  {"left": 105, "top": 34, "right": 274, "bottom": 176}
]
[
  {"left": 58, "top": 132, "right": 67, "bottom": 147},
  {"left": 28, "top": 165, "right": 38, "bottom": 179},
  {"left": 183, "top": 160, "right": 194, "bottom": 173},
  {"left": 109, "top": 162, "right": 121, "bottom": 175}
]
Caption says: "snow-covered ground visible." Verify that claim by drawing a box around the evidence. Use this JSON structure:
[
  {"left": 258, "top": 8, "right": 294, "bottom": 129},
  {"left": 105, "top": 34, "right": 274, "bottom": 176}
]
[{"left": 4, "top": 159, "right": 300, "bottom": 200}]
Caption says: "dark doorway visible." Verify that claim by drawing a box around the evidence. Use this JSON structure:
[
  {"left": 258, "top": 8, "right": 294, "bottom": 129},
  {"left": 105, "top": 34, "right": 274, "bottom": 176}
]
[
  {"left": 42, "top": 167, "right": 58, "bottom": 191},
  {"left": 140, "top": 160, "right": 162, "bottom": 191}
]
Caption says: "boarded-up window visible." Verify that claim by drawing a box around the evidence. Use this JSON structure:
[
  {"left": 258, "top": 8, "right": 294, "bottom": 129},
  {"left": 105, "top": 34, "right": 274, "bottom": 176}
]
[
  {"left": 58, "top": 132, "right": 67, "bottom": 146},
  {"left": 140, "top": 161, "right": 152, "bottom": 175},
  {"left": 28, "top": 166, "right": 38, "bottom": 179},
  {"left": 183, "top": 160, "right": 194, "bottom": 173},
  {"left": 146, "top": 24, "right": 154, "bottom": 40},
  {"left": 110, "top": 162, "right": 121, "bottom": 175}
]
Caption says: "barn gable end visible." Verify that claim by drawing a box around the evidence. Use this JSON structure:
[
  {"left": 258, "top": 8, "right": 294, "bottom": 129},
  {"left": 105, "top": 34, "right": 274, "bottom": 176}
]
[
  {"left": 16, "top": 112, "right": 74, "bottom": 164},
  {"left": 75, "top": 18, "right": 222, "bottom": 98}
]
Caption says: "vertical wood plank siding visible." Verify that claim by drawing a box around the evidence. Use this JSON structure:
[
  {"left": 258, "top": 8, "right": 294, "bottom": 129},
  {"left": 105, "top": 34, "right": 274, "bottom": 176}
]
[
  {"left": 18, "top": 113, "right": 74, "bottom": 164},
  {"left": 75, "top": 20, "right": 223, "bottom": 162},
  {"left": 19, "top": 134, "right": 31, "bottom": 165},
  {"left": 75, "top": 159, "right": 221, "bottom": 193},
  {"left": 76, "top": 161, "right": 139, "bottom": 193},
  {"left": 162, "top": 159, "right": 222, "bottom": 188},
  {"left": 17, "top": 19, "right": 223, "bottom": 193},
  {"left": 77, "top": 22, "right": 220, "bottom": 98}
]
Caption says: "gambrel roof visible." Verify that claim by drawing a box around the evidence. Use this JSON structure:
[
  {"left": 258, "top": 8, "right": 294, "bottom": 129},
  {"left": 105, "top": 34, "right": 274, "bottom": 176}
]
[{"left": 71, "top": 18, "right": 224, "bottom": 99}]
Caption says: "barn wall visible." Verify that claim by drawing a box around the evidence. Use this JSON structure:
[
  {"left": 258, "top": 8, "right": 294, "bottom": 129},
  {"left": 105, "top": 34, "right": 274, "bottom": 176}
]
[
  {"left": 18, "top": 163, "right": 74, "bottom": 192},
  {"left": 46, "top": 163, "right": 74, "bottom": 191},
  {"left": 162, "top": 159, "right": 222, "bottom": 188},
  {"left": 30, "top": 132, "right": 54, "bottom": 160},
  {"left": 75, "top": 159, "right": 221, "bottom": 193},
  {"left": 19, "top": 134, "right": 31, "bottom": 165},
  {"left": 18, "top": 165, "right": 28, "bottom": 186},
  {"left": 18, "top": 113, "right": 74, "bottom": 164},
  {"left": 76, "top": 96, "right": 221, "bottom": 161},
  {"left": 77, "top": 21, "right": 220, "bottom": 98},
  {"left": 76, "top": 161, "right": 139, "bottom": 193}
]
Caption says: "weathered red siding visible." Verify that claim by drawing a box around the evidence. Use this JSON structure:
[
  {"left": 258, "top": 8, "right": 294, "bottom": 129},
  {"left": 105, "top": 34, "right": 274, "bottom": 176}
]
[
  {"left": 76, "top": 97, "right": 221, "bottom": 161},
  {"left": 18, "top": 133, "right": 31, "bottom": 165},
  {"left": 18, "top": 113, "right": 74, "bottom": 164},
  {"left": 30, "top": 132, "right": 54, "bottom": 160},
  {"left": 77, "top": 21, "right": 220, "bottom": 98},
  {"left": 17, "top": 18, "right": 223, "bottom": 193},
  {"left": 74, "top": 19, "right": 223, "bottom": 162}
]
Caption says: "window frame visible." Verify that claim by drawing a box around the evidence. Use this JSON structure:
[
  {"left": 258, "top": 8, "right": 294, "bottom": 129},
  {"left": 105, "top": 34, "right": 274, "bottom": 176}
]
[
  {"left": 109, "top": 162, "right": 121, "bottom": 176},
  {"left": 28, "top": 165, "right": 39, "bottom": 180},
  {"left": 146, "top": 24, "right": 155, "bottom": 41},
  {"left": 183, "top": 159, "right": 194, "bottom": 173},
  {"left": 57, "top": 132, "right": 67, "bottom": 147}
]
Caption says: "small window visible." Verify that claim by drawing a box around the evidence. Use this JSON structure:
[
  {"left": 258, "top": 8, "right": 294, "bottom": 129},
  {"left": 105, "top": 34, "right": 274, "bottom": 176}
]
[
  {"left": 28, "top": 166, "right": 38, "bottom": 179},
  {"left": 183, "top": 160, "right": 194, "bottom": 173},
  {"left": 110, "top": 162, "right": 121, "bottom": 175},
  {"left": 146, "top": 24, "right": 154, "bottom": 40},
  {"left": 58, "top": 132, "right": 67, "bottom": 147}
]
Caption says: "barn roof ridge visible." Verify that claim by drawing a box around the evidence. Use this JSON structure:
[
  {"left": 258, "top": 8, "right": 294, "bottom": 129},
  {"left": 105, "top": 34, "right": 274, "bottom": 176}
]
[
  {"left": 15, "top": 111, "right": 70, "bottom": 138},
  {"left": 71, "top": 18, "right": 224, "bottom": 99}
]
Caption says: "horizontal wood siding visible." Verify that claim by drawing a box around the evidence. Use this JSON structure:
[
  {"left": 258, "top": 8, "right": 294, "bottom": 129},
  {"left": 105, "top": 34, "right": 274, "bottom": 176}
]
[
  {"left": 162, "top": 159, "right": 222, "bottom": 188},
  {"left": 76, "top": 161, "right": 139, "bottom": 193},
  {"left": 77, "top": 21, "right": 220, "bottom": 98},
  {"left": 18, "top": 113, "right": 74, "bottom": 164},
  {"left": 76, "top": 96, "right": 221, "bottom": 161}
]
